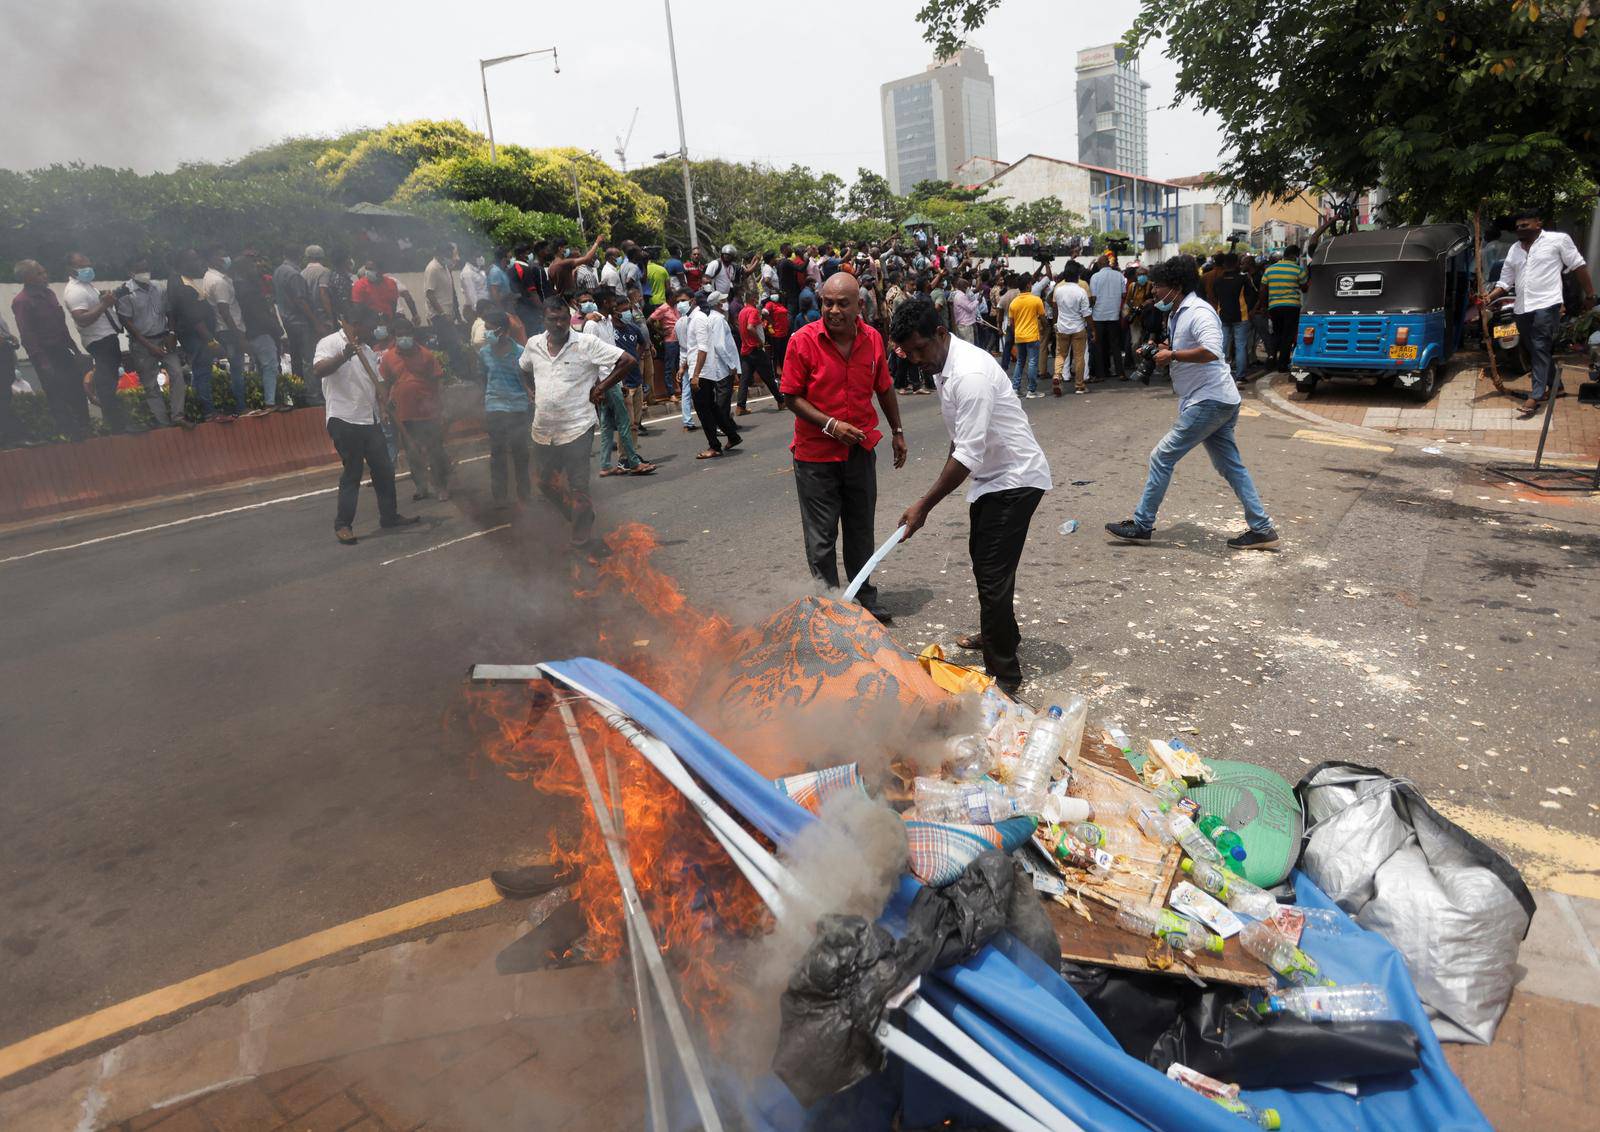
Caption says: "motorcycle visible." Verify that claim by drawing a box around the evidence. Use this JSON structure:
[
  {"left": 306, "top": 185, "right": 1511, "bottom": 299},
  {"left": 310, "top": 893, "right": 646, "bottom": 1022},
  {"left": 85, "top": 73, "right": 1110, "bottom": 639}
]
[{"left": 1486, "top": 295, "right": 1530, "bottom": 377}]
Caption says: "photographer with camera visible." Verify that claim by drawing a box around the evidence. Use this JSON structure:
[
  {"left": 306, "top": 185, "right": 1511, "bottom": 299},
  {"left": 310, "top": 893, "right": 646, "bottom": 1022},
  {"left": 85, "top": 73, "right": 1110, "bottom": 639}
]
[{"left": 1105, "top": 257, "right": 1280, "bottom": 551}]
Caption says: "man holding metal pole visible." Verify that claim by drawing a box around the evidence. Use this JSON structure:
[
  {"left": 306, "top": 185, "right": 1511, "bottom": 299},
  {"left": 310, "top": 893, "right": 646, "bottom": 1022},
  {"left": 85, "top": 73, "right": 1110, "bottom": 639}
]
[{"left": 312, "top": 304, "right": 418, "bottom": 545}]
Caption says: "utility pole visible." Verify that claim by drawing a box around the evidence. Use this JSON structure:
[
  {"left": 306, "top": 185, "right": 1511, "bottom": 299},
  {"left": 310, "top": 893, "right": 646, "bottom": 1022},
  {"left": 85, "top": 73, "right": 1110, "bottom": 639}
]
[
  {"left": 661, "top": 0, "right": 699, "bottom": 253},
  {"left": 479, "top": 47, "right": 559, "bottom": 161}
]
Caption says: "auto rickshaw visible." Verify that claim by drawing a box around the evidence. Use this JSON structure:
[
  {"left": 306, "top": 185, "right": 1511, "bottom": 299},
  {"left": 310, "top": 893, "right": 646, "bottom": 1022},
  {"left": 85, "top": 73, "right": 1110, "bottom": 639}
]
[{"left": 1291, "top": 224, "right": 1474, "bottom": 401}]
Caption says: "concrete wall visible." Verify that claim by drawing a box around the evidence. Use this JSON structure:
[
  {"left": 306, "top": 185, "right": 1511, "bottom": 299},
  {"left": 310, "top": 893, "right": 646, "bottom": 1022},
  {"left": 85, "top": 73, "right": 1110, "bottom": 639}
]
[{"left": 980, "top": 158, "right": 1094, "bottom": 220}]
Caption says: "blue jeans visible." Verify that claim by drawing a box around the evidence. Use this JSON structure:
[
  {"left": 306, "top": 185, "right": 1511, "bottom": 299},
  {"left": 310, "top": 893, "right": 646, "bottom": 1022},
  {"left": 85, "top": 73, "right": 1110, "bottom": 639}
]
[
  {"left": 598, "top": 384, "right": 641, "bottom": 469},
  {"left": 1223, "top": 322, "right": 1250, "bottom": 380},
  {"left": 1134, "top": 399, "right": 1272, "bottom": 534},
  {"left": 1010, "top": 340, "right": 1040, "bottom": 394},
  {"left": 181, "top": 330, "right": 216, "bottom": 415},
  {"left": 675, "top": 346, "right": 695, "bottom": 426},
  {"left": 247, "top": 333, "right": 279, "bottom": 405},
  {"left": 218, "top": 329, "right": 248, "bottom": 412},
  {"left": 1515, "top": 304, "right": 1562, "bottom": 401}
]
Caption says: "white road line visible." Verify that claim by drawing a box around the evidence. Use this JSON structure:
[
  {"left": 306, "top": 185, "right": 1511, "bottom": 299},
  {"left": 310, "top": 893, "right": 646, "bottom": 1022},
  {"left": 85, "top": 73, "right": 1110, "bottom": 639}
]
[
  {"left": 379, "top": 524, "right": 510, "bottom": 567},
  {"left": 0, "top": 454, "right": 492, "bottom": 568}
]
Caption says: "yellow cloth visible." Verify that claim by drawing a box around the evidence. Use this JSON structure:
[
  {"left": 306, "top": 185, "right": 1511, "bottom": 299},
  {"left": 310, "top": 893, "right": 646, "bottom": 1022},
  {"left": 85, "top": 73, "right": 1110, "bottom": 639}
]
[
  {"left": 917, "top": 643, "right": 995, "bottom": 694},
  {"left": 1009, "top": 293, "right": 1046, "bottom": 343}
]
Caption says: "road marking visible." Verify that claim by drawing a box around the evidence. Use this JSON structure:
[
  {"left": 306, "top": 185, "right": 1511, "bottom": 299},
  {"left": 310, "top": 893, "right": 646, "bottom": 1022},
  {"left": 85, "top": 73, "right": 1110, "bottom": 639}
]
[
  {"left": 1435, "top": 802, "right": 1600, "bottom": 901},
  {"left": 1290, "top": 428, "right": 1393, "bottom": 453},
  {"left": 0, "top": 879, "right": 502, "bottom": 1083},
  {"left": 1238, "top": 406, "right": 1262, "bottom": 418},
  {"left": 379, "top": 523, "right": 511, "bottom": 567},
  {"left": 0, "top": 455, "right": 492, "bottom": 568}
]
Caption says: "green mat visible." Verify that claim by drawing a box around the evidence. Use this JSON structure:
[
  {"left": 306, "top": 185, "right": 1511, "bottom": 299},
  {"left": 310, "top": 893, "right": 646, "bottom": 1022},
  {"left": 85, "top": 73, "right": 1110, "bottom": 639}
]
[{"left": 1124, "top": 751, "right": 1303, "bottom": 888}]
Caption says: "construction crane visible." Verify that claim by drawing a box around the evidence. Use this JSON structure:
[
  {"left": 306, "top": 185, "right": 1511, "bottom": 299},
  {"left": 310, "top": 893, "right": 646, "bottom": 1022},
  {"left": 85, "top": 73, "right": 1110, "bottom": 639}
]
[{"left": 614, "top": 107, "right": 640, "bottom": 172}]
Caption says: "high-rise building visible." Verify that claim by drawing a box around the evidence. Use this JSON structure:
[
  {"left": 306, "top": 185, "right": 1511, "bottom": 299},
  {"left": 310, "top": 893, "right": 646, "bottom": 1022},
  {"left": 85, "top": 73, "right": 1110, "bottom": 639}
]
[
  {"left": 880, "top": 47, "right": 999, "bottom": 196},
  {"left": 1075, "top": 44, "right": 1149, "bottom": 176}
]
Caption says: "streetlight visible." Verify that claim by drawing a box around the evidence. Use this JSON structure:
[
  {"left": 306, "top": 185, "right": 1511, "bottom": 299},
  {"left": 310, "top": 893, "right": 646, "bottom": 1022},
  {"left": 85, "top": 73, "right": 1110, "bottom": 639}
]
[
  {"left": 479, "top": 47, "right": 559, "bottom": 161},
  {"left": 660, "top": 0, "right": 699, "bottom": 253}
]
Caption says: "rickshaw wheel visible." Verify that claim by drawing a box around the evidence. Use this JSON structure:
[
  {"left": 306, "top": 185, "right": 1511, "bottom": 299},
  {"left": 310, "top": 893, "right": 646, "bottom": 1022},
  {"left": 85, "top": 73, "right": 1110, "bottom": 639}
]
[{"left": 1409, "top": 363, "right": 1439, "bottom": 402}]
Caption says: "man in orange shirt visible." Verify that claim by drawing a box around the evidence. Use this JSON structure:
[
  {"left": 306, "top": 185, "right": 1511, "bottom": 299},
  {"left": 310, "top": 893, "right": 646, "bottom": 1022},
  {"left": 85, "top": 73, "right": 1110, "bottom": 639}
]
[
  {"left": 379, "top": 316, "right": 450, "bottom": 501},
  {"left": 1007, "top": 275, "right": 1047, "bottom": 398}
]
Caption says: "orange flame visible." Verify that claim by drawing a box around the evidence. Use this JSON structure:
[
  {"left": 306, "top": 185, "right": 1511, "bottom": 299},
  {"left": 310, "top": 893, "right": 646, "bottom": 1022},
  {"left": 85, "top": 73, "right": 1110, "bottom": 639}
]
[{"left": 468, "top": 523, "right": 769, "bottom": 1035}]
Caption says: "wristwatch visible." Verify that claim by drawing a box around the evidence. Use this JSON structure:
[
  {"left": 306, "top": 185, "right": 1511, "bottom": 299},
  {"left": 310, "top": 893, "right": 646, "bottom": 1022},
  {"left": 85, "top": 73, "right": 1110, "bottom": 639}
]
[{"left": 892, "top": 427, "right": 905, "bottom": 435}]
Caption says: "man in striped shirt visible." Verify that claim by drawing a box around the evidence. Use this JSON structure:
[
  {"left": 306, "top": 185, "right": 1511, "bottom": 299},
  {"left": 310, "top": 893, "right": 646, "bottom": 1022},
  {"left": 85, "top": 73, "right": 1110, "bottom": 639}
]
[{"left": 1258, "top": 248, "right": 1307, "bottom": 373}]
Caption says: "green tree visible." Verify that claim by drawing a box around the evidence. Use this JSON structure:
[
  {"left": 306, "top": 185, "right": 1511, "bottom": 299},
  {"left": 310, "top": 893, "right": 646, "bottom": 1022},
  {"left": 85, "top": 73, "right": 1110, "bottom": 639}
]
[
  {"left": 321, "top": 120, "right": 485, "bottom": 203},
  {"left": 844, "top": 168, "right": 904, "bottom": 222}
]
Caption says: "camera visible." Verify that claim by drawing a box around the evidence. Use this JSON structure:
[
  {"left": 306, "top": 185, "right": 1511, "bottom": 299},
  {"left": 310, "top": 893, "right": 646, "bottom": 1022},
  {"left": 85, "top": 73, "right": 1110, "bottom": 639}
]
[
  {"left": 1133, "top": 339, "right": 1160, "bottom": 385},
  {"left": 114, "top": 283, "right": 133, "bottom": 299}
]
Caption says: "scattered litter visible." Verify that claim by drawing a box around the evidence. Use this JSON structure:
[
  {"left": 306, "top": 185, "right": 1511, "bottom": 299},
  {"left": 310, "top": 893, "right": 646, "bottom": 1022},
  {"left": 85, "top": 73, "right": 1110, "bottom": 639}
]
[
  {"left": 1420, "top": 446, "right": 1443, "bottom": 455},
  {"left": 1059, "top": 519, "right": 1080, "bottom": 535}
]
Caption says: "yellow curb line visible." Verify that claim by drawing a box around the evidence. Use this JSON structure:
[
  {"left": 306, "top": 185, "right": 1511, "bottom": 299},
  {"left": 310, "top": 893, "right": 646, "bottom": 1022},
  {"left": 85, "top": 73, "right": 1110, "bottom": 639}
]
[
  {"left": 1290, "top": 428, "right": 1394, "bottom": 453},
  {"left": 0, "top": 878, "right": 502, "bottom": 1084},
  {"left": 1436, "top": 803, "right": 1600, "bottom": 901}
]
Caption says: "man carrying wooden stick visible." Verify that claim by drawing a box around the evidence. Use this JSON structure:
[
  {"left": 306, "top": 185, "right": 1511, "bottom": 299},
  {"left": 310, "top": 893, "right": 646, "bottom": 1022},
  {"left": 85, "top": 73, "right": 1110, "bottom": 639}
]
[{"left": 312, "top": 304, "right": 419, "bottom": 545}]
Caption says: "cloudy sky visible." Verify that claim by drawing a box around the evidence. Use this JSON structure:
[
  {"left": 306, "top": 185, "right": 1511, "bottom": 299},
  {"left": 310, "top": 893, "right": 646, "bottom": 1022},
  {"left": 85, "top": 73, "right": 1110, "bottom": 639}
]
[{"left": 3, "top": 0, "right": 1222, "bottom": 183}]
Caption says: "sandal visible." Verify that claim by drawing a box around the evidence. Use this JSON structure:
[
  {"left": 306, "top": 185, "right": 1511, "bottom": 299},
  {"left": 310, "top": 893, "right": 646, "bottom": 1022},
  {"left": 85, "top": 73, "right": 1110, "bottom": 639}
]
[
  {"left": 955, "top": 632, "right": 983, "bottom": 651},
  {"left": 696, "top": 449, "right": 723, "bottom": 459},
  {"left": 599, "top": 467, "right": 623, "bottom": 476},
  {"left": 627, "top": 462, "right": 658, "bottom": 475}
]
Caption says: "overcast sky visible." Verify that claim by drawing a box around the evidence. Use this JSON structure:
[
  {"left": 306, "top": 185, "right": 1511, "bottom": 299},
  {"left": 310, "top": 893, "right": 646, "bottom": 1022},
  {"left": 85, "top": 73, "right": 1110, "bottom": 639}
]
[{"left": 3, "top": 0, "right": 1222, "bottom": 184}]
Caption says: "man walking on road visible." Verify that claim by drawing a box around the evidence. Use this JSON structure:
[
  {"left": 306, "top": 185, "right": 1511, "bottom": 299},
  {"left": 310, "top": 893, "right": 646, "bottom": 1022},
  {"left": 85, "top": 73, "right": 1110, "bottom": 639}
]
[
  {"left": 780, "top": 272, "right": 906, "bottom": 621},
  {"left": 1259, "top": 246, "right": 1307, "bottom": 374},
  {"left": 1090, "top": 256, "right": 1127, "bottom": 381},
  {"left": 889, "top": 294, "right": 1051, "bottom": 695},
  {"left": 1105, "top": 259, "right": 1279, "bottom": 551},
  {"left": 1007, "top": 278, "right": 1046, "bottom": 398},
  {"left": 1481, "top": 208, "right": 1596, "bottom": 418},
  {"left": 519, "top": 295, "right": 636, "bottom": 549},
  {"left": 687, "top": 292, "right": 743, "bottom": 458},
  {"left": 1050, "top": 266, "right": 1092, "bottom": 395},
  {"left": 312, "top": 304, "right": 417, "bottom": 545}
]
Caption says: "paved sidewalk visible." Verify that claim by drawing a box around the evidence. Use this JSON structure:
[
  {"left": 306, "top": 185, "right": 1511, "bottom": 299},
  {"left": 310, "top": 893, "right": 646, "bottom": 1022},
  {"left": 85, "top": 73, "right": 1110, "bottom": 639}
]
[{"left": 1268, "top": 354, "right": 1600, "bottom": 461}]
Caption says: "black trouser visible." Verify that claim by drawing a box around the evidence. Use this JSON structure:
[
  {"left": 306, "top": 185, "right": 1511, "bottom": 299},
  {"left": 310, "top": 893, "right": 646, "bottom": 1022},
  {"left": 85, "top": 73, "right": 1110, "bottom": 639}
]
[
  {"left": 484, "top": 409, "right": 532, "bottom": 503},
  {"left": 794, "top": 446, "right": 879, "bottom": 610},
  {"left": 87, "top": 335, "right": 132, "bottom": 433},
  {"left": 0, "top": 342, "right": 24, "bottom": 442},
  {"left": 692, "top": 377, "right": 740, "bottom": 452},
  {"left": 1516, "top": 304, "right": 1563, "bottom": 402},
  {"left": 326, "top": 418, "right": 398, "bottom": 529},
  {"left": 1269, "top": 306, "right": 1300, "bottom": 371},
  {"left": 769, "top": 336, "right": 788, "bottom": 375},
  {"left": 737, "top": 348, "right": 782, "bottom": 409},
  {"left": 400, "top": 417, "right": 450, "bottom": 496},
  {"left": 533, "top": 427, "right": 595, "bottom": 544},
  {"left": 32, "top": 345, "right": 91, "bottom": 440},
  {"left": 1092, "top": 319, "right": 1123, "bottom": 379},
  {"left": 970, "top": 486, "right": 1044, "bottom": 686}
]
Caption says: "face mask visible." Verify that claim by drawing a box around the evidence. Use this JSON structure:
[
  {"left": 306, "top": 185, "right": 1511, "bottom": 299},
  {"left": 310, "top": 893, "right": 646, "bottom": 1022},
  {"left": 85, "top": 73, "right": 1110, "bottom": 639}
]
[
  {"left": 676, "top": 301, "right": 690, "bottom": 316},
  {"left": 622, "top": 309, "right": 639, "bottom": 325},
  {"left": 396, "top": 336, "right": 415, "bottom": 350},
  {"left": 74, "top": 266, "right": 95, "bottom": 283},
  {"left": 484, "top": 329, "right": 501, "bottom": 343},
  {"left": 374, "top": 325, "right": 390, "bottom": 341},
  {"left": 1137, "top": 274, "right": 1148, "bottom": 284},
  {"left": 221, "top": 257, "right": 232, "bottom": 270},
  {"left": 1155, "top": 298, "right": 1174, "bottom": 312},
  {"left": 131, "top": 272, "right": 151, "bottom": 285},
  {"left": 475, "top": 256, "right": 486, "bottom": 268},
  {"left": 580, "top": 301, "right": 597, "bottom": 315}
]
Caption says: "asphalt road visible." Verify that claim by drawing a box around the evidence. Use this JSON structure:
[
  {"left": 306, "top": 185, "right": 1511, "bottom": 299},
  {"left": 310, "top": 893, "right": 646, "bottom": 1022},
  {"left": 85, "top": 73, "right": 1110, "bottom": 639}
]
[{"left": 3, "top": 373, "right": 1597, "bottom": 1048}]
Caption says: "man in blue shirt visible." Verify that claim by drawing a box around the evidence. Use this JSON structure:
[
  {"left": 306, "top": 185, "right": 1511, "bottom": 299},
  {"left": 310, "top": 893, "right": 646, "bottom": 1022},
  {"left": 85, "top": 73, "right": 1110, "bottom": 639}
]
[
  {"left": 1105, "top": 258, "right": 1279, "bottom": 550},
  {"left": 585, "top": 292, "right": 656, "bottom": 477}
]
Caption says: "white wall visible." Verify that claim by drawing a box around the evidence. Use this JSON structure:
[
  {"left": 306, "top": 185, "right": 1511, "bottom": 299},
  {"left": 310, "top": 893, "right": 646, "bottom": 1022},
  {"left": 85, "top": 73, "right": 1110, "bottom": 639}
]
[{"left": 980, "top": 159, "right": 1093, "bottom": 221}]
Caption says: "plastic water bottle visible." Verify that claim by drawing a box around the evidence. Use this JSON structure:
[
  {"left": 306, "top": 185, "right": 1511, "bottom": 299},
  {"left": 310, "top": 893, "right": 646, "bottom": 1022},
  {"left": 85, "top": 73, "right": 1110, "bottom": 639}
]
[
  {"left": 1196, "top": 814, "right": 1248, "bottom": 873},
  {"left": 914, "top": 777, "right": 1028, "bottom": 825},
  {"left": 1054, "top": 832, "right": 1109, "bottom": 873},
  {"left": 1166, "top": 812, "right": 1223, "bottom": 865},
  {"left": 1129, "top": 801, "right": 1176, "bottom": 844},
  {"left": 1257, "top": 984, "right": 1391, "bottom": 1023},
  {"left": 1240, "top": 920, "right": 1325, "bottom": 986},
  {"left": 1116, "top": 904, "right": 1224, "bottom": 955},
  {"left": 1067, "top": 820, "right": 1110, "bottom": 848},
  {"left": 1012, "top": 702, "right": 1084, "bottom": 797},
  {"left": 1181, "top": 858, "right": 1278, "bottom": 920},
  {"left": 1211, "top": 1096, "right": 1282, "bottom": 1129},
  {"left": 944, "top": 734, "right": 989, "bottom": 781},
  {"left": 1105, "top": 725, "right": 1135, "bottom": 757}
]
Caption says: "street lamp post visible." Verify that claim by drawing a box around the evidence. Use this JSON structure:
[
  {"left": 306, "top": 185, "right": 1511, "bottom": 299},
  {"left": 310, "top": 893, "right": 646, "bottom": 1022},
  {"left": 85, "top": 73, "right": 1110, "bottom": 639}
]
[
  {"left": 660, "top": 0, "right": 699, "bottom": 253},
  {"left": 479, "top": 47, "right": 559, "bottom": 161}
]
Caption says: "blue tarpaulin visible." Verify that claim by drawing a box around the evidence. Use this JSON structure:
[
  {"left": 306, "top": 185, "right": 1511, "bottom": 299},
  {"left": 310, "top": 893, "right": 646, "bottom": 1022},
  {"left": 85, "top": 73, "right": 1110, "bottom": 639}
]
[{"left": 544, "top": 658, "right": 1490, "bottom": 1131}]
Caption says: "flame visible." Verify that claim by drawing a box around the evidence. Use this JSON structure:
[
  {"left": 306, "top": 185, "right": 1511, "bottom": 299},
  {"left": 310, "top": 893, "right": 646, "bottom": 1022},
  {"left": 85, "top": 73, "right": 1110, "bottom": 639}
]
[{"left": 468, "top": 523, "right": 770, "bottom": 1036}]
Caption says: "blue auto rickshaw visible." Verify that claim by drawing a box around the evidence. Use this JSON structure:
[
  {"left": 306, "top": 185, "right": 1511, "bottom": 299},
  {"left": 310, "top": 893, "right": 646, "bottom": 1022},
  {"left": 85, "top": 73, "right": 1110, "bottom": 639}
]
[{"left": 1292, "top": 224, "right": 1474, "bottom": 401}]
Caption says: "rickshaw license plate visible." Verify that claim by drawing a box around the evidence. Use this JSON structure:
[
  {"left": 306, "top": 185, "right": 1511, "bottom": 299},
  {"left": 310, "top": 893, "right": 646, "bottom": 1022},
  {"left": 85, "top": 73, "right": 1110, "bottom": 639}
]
[
  {"left": 1388, "top": 345, "right": 1418, "bottom": 359},
  {"left": 1493, "top": 323, "right": 1517, "bottom": 340}
]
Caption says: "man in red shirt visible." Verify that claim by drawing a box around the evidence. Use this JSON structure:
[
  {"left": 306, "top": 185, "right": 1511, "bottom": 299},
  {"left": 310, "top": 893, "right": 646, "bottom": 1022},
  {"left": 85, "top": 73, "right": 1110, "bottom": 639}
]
[
  {"left": 378, "top": 316, "right": 450, "bottom": 501},
  {"left": 780, "top": 273, "right": 907, "bottom": 622},
  {"left": 763, "top": 295, "right": 791, "bottom": 378},
  {"left": 352, "top": 257, "right": 401, "bottom": 319},
  {"left": 735, "top": 298, "right": 783, "bottom": 415}
]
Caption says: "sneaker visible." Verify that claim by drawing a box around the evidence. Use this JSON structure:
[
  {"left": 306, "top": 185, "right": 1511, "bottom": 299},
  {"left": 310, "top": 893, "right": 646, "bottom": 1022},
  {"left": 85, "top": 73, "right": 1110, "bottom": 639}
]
[
  {"left": 1105, "top": 519, "right": 1152, "bottom": 543},
  {"left": 1074, "top": 387, "right": 1087, "bottom": 395},
  {"left": 1227, "top": 529, "right": 1281, "bottom": 550}
]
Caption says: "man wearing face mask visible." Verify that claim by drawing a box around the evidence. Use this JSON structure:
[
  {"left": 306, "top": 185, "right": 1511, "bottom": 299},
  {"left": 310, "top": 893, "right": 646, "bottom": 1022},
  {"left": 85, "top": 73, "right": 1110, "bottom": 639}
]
[
  {"left": 117, "top": 257, "right": 191, "bottom": 427},
  {"left": 64, "top": 251, "right": 136, "bottom": 433},
  {"left": 668, "top": 293, "right": 697, "bottom": 431},
  {"left": 380, "top": 316, "right": 450, "bottom": 502},
  {"left": 1106, "top": 258, "right": 1279, "bottom": 551},
  {"left": 11, "top": 258, "right": 91, "bottom": 440},
  {"left": 312, "top": 304, "right": 417, "bottom": 543}
]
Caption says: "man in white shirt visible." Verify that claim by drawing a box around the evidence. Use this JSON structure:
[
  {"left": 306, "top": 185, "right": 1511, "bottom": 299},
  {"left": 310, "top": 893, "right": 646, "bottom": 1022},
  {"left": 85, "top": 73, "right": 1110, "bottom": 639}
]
[
  {"left": 889, "top": 294, "right": 1051, "bottom": 695},
  {"left": 1089, "top": 257, "right": 1127, "bottom": 381},
  {"left": 203, "top": 246, "right": 257, "bottom": 416},
  {"left": 687, "top": 292, "right": 743, "bottom": 457},
  {"left": 460, "top": 254, "right": 489, "bottom": 315},
  {"left": 311, "top": 304, "right": 417, "bottom": 544},
  {"left": 519, "top": 295, "right": 637, "bottom": 548},
  {"left": 1105, "top": 259, "right": 1278, "bottom": 551},
  {"left": 1050, "top": 268, "right": 1093, "bottom": 394},
  {"left": 599, "top": 247, "right": 626, "bottom": 299},
  {"left": 63, "top": 251, "right": 135, "bottom": 433},
  {"left": 1482, "top": 208, "right": 1596, "bottom": 415}
]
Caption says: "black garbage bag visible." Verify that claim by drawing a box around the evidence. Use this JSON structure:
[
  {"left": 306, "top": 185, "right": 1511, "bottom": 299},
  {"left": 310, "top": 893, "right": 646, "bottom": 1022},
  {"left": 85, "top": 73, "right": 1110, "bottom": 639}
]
[
  {"left": 1057, "top": 961, "right": 1201, "bottom": 1060},
  {"left": 774, "top": 914, "right": 905, "bottom": 1107},
  {"left": 774, "top": 851, "right": 1060, "bottom": 1106},
  {"left": 1147, "top": 989, "right": 1422, "bottom": 1087}
]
